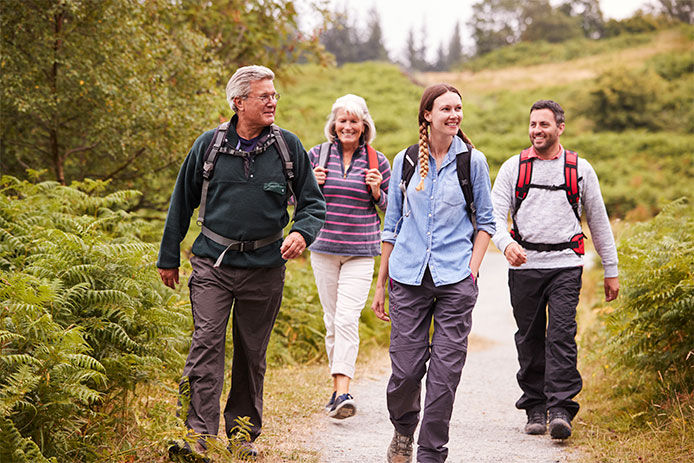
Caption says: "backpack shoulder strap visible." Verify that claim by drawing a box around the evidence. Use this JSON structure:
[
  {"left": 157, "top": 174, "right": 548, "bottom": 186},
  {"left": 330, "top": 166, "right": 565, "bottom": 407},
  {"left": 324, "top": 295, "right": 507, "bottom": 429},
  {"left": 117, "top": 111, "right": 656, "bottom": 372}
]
[
  {"left": 318, "top": 141, "right": 331, "bottom": 169},
  {"left": 515, "top": 148, "right": 534, "bottom": 203},
  {"left": 197, "top": 122, "right": 230, "bottom": 225},
  {"left": 271, "top": 124, "right": 298, "bottom": 220},
  {"left": 456, "top": 143, "right": 477, "bottom": 234},
  {"left": 366, "top": 144, "right": 379, "bottom": 171},
  {"left": 564, "top": 149, "right": 581, "bottom": 222},
  {"left": 401, "top": 144, "right": 419, "bottom": 189}
]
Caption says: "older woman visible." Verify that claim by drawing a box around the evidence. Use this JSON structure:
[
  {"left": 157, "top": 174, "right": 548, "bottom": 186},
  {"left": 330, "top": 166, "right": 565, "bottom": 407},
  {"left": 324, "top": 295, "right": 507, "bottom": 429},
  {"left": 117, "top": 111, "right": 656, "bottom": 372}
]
[
  {"left": 372, "top": 84, "right": 495, "bottom": 462},
  {"left": 308, "top": 94, "right": 391, "bottom": 419}
]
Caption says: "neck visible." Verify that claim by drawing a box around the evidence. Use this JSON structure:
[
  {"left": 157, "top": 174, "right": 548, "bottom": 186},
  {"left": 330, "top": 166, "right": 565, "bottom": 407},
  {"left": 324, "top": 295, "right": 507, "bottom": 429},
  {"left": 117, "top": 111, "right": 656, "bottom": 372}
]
[
  {"left": 428, "top": 132, "right": 453, "bottom": 160},
  {"left": 236, "top": 119, "right": 265, "bottom": 140},
  {"left": 341, "top": 140, "right": 359, "bottom": 156},
  {"left": 534, "top": 142, "right": 562, "bottom": 160}
]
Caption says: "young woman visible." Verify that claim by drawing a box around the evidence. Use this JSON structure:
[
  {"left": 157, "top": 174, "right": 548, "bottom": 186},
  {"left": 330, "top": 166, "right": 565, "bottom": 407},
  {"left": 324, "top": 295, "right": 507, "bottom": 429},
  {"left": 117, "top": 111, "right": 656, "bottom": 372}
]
[
  {"left": 308, "top": 94, "right": 391, "bottom": 419},
  {"left": 372, "top": 84, "right": 495, "bottom": 463}
]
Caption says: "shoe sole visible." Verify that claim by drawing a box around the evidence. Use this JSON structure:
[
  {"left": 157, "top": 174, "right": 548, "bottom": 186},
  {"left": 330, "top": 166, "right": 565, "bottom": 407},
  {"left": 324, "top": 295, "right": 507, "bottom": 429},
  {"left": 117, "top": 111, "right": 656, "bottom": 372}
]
[
  {"left": 549, "top": 419, "right": 572, "bottom": 439},
  {"left": 328, "top": 400, "right": 356, "bottom": 419},
  {"left": 524, "top": 423, "right": 547, "bottom": 435}
]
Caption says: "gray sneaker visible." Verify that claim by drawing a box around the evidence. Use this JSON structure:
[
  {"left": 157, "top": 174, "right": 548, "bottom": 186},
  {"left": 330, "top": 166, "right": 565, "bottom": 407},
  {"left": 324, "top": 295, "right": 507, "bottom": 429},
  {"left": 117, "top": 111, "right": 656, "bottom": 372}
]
[
  {"left": 386, "top": 430, "right": 414, "bottom": 463},
  {"left": 524, "top": 409, "right": 547, "bottom": 435},
  {"left": 548, "top": 408, "right": 572, "bottom": 439}
]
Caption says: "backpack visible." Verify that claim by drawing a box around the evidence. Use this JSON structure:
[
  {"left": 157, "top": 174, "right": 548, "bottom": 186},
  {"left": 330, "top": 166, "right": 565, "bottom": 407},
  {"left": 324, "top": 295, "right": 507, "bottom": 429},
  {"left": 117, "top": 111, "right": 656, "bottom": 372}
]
[
  {"left": 317, "top": 142, "right": 380, "bottom": 171},
  {"left": 196, "top": 122, "right": 295, "bottom": 266},
  {"left": 510, "top": 147, "right": 585, "bottom": 255},
  {"left": 399, "top": 139, "right": 478, "bottom": 235}
]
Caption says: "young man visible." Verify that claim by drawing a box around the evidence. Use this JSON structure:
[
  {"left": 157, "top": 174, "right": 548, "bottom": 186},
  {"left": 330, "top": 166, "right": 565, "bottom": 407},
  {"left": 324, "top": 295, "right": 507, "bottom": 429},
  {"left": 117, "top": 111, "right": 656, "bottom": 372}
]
[
  {"left": 491, "top": 100, "right": 619, "bottom": 440},
  {"left": 157, "top": 65, "right": 325, "bottom": 460}
]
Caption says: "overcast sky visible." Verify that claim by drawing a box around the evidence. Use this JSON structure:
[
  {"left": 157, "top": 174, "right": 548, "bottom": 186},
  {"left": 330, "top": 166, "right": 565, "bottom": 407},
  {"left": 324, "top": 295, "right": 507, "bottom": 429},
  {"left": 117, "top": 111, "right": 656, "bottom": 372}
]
[{"left": 297, "top": 0, "right": 654, "bottom": 61}]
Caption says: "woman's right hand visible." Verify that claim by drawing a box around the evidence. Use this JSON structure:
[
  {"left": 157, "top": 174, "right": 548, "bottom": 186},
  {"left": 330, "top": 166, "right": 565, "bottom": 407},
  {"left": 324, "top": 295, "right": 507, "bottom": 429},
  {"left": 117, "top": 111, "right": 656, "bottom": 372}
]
[
  {"left": 371, "top": 284, "right": 390, "bottom": 322},
  {"left": 313, "top": 166, "right": 327, "bottom": 185}
]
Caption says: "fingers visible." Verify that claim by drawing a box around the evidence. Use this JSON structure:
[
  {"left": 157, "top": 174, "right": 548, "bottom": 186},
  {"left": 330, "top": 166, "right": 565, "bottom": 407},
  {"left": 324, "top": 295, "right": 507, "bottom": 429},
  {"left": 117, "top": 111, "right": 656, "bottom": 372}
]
[
  {"left": 158, "top": 268, "right": 179, "bottom": 289},
  {"left": 504, "top": 243, "right": 527, "bottom": 267},
  {"left": 365, "top": 168, "right": 382, "bottom": 187},
  {"left": 313, "top": 166, "right": 327, "bottom": 185},
  {"left": 281, "top": 232, "right": 306, "bottom": 259}
]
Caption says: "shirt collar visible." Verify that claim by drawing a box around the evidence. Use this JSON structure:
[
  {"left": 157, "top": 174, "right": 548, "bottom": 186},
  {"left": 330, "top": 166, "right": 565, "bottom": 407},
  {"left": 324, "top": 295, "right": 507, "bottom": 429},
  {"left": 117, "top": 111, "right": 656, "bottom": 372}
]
[{"left": 527, "top": 144, "right": 564, "bottom": 160}]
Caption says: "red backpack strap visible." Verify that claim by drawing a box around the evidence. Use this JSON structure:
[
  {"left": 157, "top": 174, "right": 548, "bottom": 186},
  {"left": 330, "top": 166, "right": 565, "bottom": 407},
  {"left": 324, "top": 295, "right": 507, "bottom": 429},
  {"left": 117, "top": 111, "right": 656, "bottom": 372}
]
[
  {"left": 564, "top": 150, "right": 581, "bottom": 222},
  {"left": 516, "top": 148, "right": 534, "bottom": 201},
  {"left": 366, "top": 144, "right": 379, "bottom": 171}
]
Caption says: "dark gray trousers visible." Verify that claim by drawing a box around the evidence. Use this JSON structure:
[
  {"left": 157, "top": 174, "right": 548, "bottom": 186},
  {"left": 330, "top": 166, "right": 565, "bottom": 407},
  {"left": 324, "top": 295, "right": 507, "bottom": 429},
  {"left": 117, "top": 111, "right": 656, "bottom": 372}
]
[
  {"left": 508, "top": 267, "right": 583, "bottom": 419},
  {"left": 387, "top": 268, "right": 478, "bottom": 463},
  {"left": 181, "top": 256, "right": 285, "bottom": 442}
]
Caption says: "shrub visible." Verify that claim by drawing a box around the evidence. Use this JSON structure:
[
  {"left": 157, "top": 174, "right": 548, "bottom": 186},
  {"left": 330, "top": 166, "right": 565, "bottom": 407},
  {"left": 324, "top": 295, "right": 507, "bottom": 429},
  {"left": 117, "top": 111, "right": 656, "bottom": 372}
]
[
  {"left": 605, "top": 198, "right": 694, "bottom": 393},
  {"left": 0, "top": 175, "right": 189, "bottom": 461}
]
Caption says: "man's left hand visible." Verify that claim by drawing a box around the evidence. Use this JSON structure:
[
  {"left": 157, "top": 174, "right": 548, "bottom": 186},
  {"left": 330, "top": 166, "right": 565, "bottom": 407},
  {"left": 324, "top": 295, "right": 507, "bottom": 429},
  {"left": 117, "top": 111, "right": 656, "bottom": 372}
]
[
  {"left": 604, "top": 276, "right": 620, "bottom": 302},
  {"left": 280, "top": 231, "right": 306, "bottom": 259}
]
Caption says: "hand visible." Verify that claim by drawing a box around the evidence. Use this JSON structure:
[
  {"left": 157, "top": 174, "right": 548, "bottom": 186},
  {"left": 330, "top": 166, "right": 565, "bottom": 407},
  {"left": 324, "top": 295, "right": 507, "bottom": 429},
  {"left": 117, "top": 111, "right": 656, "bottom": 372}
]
[
  {"left": 504, "top": 242, "right": 527, "bottom": 267},
  {"left": 280, "top": 231, "right": 306, "bottom": 260},
  {"left": 371, "top": 285, "right": 390, "bottom": 322},
  {"left": 365, "top": 168, "right": 383, "bottom": 199},
  {"left": 158, "top": 267, "right": 179, "bottom": 289},
  {"left": 604, "top": 276, "right": 619, "bottom": 302},
  {"left": 313, "top": 166, "right": 327, "bottom": 185}
]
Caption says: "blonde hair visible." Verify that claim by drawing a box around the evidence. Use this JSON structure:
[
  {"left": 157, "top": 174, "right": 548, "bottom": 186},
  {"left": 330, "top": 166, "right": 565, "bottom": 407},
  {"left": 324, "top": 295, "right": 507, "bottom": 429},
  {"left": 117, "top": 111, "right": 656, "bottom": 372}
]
[{"left": 415, "top": 84, "right": 475, "bottom": 190}]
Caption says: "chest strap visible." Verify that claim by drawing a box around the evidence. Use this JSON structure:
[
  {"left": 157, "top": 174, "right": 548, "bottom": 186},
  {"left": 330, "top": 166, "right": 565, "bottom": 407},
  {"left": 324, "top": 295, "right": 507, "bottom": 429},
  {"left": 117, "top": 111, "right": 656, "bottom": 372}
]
[{"left": 202, "top": 227, "right": 284, "bottom": 268}]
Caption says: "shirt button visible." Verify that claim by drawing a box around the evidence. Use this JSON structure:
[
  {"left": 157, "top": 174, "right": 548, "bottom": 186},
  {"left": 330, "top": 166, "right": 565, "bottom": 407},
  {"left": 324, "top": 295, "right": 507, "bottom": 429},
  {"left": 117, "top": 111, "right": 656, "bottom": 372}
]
[
  {"left": 427, "top": 232, "right": 431, "bottom": 235},
  {"left": 430, "top": 196, "right": 433, "bottom": 199},
  {"left": 428, "top": 213, "right": 432, "bottom": 217}
]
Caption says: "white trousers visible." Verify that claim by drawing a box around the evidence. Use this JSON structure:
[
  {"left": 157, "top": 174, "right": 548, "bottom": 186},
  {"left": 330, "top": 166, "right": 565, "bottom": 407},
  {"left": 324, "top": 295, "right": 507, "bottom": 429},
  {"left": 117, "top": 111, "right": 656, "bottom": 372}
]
[{"left": 310, "top": 251, "right": 375, "bottom": 378}]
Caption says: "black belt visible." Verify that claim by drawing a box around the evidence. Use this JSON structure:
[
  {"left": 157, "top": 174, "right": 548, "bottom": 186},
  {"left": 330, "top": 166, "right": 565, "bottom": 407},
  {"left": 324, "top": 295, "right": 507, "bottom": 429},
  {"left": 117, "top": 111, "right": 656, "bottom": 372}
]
[{"left": 201, "top": 226, "right": 283, "bottom": 267}]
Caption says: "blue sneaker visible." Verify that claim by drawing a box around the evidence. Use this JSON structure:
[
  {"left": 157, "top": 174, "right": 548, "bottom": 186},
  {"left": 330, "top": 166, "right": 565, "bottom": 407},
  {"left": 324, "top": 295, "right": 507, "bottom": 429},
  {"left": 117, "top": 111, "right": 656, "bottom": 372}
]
[
  {"left": 325, "top": 391, "right": 337, "bottom": 412},
  {"left": 328, "top": 393, "right": 356, "bottom": 419}
]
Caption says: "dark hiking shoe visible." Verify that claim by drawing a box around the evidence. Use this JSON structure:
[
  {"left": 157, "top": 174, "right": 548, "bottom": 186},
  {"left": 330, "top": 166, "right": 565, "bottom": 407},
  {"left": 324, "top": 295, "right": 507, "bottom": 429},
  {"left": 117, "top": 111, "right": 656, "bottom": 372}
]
[
  {"left": 228, "top": 439, "right": 258, "bottom": 461},
  {"left": 228, "top": 433, "right": 258, "bottom": 461},
  {"left": 548, "top": 408, "right": 572, "bottom": 439},
  {"left": 168, "top": 441, "right": 210, "bottom": 463},
  {"left": 386, "top": 430, "right": 414, "bottom": 463},
  {"left": 328, "top": 393, "right": 356, "bottom": 419},
  {"left": 325, "top": 391, "right": 337, "bottom": 412},
  {"left": 524, "top": 409, "right": 547, "bottom": 435}
]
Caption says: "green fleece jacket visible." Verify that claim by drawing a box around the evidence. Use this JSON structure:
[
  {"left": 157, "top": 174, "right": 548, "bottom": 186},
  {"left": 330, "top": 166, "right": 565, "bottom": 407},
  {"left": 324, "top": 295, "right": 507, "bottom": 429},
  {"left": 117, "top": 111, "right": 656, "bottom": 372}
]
[{"left": 157, "top": 117, "right": 326, "bottom": 269}]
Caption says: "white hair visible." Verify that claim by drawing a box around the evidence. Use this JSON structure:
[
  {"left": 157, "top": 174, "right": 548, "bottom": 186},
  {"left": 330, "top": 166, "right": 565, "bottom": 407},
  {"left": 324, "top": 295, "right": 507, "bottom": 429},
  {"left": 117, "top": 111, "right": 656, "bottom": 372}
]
[
  {"left": 226, "top": 65, "right": 275, "bottom": 112},
  {"left": 323, "top": 94, "right": 377, "bottom": 144}
]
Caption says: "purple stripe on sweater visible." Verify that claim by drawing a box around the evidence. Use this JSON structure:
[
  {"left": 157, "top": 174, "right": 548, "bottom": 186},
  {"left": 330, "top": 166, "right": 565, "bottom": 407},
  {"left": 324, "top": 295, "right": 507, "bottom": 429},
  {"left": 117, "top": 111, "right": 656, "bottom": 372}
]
[
  {"left": 316, "top": 237, "right": 382, "bottom": 245},
  {"left": 324, "top": 194, "right": 372, "bottom": 202},
  {"left": 324, "top": 220, "right": 380, "bottom": 227},
  {"left": 327, "top": 211, "right": 378, "bottom": 217}
]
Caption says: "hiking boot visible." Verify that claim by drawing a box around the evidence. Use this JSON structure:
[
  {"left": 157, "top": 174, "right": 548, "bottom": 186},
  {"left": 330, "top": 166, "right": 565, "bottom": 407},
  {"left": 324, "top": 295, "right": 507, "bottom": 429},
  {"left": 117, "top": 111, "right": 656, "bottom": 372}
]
[
  {"left": 168, "top": 441, "right": 210, "bottom": 463},
  {"left": 548, "top": 408, "right": 572, "bottom": 439},
  {"left": 227, "top": 435, "right": 258, "bottom": 461},
  {"left": 386, "top": 430, "right": 414, "bottom": 463},
  {"left": 524, "top": 409, "right": 547, "bottom": 435},
  {"left": 328, "top": 393, "right": 356, "bottom": 419},
  {"left": 325, "top": 391, "right": 337, "bottom": 412}
]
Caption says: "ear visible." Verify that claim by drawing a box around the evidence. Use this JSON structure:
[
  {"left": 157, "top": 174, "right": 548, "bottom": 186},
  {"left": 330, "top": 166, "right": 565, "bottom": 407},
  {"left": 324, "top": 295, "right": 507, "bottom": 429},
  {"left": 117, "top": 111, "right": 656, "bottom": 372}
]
[
  {"left": 234, "top": 97, "right": 245, "bottom": 113},
  {"left": 557, "top": 122, "right": 565, "bottom": 136},
  {"left": 423, "top": 110, "right": 432, "bottom": 123}
]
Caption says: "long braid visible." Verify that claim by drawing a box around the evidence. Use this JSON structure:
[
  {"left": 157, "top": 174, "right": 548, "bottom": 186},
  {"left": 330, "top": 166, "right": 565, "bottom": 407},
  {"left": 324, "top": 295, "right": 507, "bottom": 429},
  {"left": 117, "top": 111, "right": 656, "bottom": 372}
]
[
  {"left": 415, "top": 122, "right": 430, "bottom": 191},
  {"left": 458, "top": 129, "right": 475, "bottom": 149}
]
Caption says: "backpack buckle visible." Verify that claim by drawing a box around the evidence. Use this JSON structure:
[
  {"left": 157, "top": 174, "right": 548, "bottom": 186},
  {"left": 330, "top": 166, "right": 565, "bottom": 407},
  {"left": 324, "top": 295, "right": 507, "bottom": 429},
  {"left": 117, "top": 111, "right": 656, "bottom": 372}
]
[{"left": 202, "top": 161, "right": 214, "bottom": 179}]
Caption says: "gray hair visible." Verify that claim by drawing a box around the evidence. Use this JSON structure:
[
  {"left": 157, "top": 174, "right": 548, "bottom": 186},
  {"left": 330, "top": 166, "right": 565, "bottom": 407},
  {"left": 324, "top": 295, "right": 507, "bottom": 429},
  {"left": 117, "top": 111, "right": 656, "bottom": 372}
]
[
  {"left": 324, "top": 94, "right": 377, "bottom": 145},
  {"left": 226, "top": 65, "right": 275, "bottom": 112}
]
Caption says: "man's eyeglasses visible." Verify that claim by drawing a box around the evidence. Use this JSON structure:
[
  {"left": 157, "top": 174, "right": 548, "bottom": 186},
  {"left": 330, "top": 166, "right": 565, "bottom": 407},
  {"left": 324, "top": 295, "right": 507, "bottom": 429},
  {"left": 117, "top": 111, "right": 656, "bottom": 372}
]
[{"left": 245, "top": 93, "right": 281, "bottom": 103}]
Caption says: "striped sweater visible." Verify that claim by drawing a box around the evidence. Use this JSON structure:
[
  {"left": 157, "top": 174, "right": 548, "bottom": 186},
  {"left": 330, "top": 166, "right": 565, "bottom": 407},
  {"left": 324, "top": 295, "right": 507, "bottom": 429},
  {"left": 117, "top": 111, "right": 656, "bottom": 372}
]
[{"left": 308, "top": 142, "right": 391, "bottom": 257}]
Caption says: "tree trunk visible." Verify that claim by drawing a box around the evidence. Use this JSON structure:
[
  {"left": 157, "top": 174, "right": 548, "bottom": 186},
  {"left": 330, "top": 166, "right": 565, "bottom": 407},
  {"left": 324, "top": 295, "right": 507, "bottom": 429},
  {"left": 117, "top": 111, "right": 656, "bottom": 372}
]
[{"left": 51, "top": 8, "right": 64, "bottom": 184}]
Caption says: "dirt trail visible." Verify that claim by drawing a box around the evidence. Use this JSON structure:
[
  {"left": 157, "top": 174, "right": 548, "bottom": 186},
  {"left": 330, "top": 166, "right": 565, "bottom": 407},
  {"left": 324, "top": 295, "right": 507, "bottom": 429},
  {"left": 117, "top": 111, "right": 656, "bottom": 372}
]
[{"left": 309, "top": 251, "right": 578, "bottom": 463}]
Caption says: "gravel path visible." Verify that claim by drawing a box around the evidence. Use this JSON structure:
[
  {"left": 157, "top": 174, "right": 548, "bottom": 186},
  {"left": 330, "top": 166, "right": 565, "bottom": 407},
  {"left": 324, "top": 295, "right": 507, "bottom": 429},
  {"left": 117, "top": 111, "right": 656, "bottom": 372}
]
[{"left": 310, "top": 251, "right": 578, "bottom": 462}]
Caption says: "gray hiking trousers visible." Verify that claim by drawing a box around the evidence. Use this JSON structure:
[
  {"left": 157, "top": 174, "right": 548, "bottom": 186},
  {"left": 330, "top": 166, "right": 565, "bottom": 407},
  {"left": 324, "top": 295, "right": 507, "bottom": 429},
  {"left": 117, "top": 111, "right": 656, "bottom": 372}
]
[
  {"left": 387, "top": 268, "right": 478, "bottom": 463},
  {"left": 181, "top": 255, "right": 285, "bottom": 442}
]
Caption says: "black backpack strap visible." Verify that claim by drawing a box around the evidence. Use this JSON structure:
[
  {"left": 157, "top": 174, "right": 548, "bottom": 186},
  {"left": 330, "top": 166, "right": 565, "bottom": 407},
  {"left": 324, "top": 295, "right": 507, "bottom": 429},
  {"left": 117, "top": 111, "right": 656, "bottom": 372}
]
[
  {"left": 318, "top": 142, "right": 331, "bottom": 169},
  {"left": 456, "top": 143, "right": 476, "bottom": 237},
  {"left": 564, "top": 150, "right": 581, "bottom": 222},
  {"left": 398, "top": 144, "right": 419, "bottom": 216},
  {"left": 271, "top": 124, "right": 297, "bottom": 220},
  {"left": 197, "top": 122, "right": 229, "bottom": 226}
]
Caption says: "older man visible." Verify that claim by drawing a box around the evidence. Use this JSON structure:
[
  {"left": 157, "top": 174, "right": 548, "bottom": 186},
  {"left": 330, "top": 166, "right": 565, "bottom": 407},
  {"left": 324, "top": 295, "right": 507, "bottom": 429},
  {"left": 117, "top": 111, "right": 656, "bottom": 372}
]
[
  {"left": 158, "top": 65, "right": 325, "bottom": 459},
  {"left": 491, "top": 100, "right": 619, "bottom": 440}
]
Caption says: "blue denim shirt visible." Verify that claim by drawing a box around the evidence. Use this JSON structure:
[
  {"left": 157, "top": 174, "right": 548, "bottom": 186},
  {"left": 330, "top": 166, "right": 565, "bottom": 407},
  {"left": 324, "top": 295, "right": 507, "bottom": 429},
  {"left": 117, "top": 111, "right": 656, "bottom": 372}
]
[{"left": 382, "top": 136, "right": 495, "bottom": 286}]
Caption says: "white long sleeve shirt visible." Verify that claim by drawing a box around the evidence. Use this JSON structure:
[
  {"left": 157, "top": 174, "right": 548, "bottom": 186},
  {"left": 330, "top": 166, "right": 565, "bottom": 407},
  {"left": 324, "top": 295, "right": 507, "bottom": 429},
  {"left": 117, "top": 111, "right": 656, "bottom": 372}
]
[{"left": 491, "top": 149, "right": 618, "bottom": 278}]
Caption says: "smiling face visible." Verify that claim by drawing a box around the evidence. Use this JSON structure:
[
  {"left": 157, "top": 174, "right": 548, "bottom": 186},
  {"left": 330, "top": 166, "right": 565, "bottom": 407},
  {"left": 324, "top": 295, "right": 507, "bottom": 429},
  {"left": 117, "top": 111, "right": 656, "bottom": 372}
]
[
  {"left": 529, "top": 108, "right": 565, "bottom": 155},
  {"left": 234, "top": 78, "right": 277, "bottom": 136},
  {"left": 423, "top": 91, "right": 463, "bottom": 137},
  {"left": 334, "top": 108, "right": 364, "bottom": 149}
]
